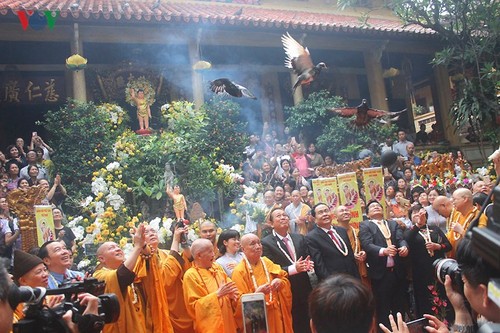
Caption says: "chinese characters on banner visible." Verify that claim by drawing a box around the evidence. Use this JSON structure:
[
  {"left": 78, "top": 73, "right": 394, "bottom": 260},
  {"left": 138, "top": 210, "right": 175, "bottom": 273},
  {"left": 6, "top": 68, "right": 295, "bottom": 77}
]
[
  {"left": 1, "top": 76, "right": 64, "bottom": 104},
  {"left": 34, "top": 205, "right": 55, "bottom": 246}
]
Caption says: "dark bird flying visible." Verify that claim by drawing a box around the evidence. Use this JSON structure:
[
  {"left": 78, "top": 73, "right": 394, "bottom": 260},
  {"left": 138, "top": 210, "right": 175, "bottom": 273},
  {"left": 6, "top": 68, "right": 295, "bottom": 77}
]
[
  {"left": 330, "top": 99, "right": 407, "bottom": 127},
  {"left": 209, "top": 78, "right": 257, "bottom": 99},
  {"left": 281, "top": 32, "right": 327, "bottom": 92}
]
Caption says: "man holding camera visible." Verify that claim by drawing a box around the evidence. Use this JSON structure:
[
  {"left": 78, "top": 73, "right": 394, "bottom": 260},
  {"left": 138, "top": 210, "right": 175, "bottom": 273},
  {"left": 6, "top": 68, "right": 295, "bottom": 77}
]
[
  {"left": 94, "top": 223, "right": 148, "bottom": 333},
  {"left": 380, "top": 237, "right": 500, "bottom": 333}
]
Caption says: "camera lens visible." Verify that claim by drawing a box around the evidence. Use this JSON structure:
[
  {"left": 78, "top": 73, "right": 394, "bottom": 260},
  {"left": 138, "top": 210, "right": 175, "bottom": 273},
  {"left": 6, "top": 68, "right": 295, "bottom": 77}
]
[{"left": 433, "top": 258, "right": 462, "bottom": 286}]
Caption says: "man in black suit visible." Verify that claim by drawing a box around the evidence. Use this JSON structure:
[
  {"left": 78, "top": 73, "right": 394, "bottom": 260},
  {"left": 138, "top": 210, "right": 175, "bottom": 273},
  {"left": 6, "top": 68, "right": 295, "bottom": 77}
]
[
  {"left": 305, "top": 203, "right": 360, "bottom": 281},
  {"left": 359, "top": 200, "right": 409, "bottom": 332},
  {"left": 262, "top": 207, "right": 314, "bottom": 333}
]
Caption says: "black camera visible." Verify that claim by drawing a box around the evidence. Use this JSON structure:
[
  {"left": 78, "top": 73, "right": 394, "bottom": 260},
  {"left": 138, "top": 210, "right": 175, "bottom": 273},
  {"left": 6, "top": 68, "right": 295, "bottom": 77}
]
[
  {"left": 10, "top": 278, "right": 120, "bottom": 333},
  {"left": 433, "top": 258, "right": 464, "bottom": 293},
  {"left": 170, "top": 219, "right": 187, "bottom": 245}
]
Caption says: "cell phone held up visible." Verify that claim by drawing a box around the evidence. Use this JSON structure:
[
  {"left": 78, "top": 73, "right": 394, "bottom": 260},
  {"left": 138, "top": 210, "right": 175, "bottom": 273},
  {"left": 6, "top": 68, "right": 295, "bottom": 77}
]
[
  {"left": 406, "top": 317, "right": 429, "bottom": 333},
  {"left": 241, "top": 293, "right": 269, "bottom": 333}
]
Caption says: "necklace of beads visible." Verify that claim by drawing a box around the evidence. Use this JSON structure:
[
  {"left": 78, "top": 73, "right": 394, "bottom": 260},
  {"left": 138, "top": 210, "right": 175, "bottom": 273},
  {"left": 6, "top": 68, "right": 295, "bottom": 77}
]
[
  {"left": 329, "top": 228, "right": 349, "bottom": 256},
  {"left": 242, "top": 254, "right": 272, "bottom": 304},
  {"left": 195, "top": 265, "right": 221, "bottom": 296},
  {"left": 453, "top": 207, "right": 477, "bottom": 241},
  {"left": 418, "top": 224, "right": 434, "bottom": 257}
]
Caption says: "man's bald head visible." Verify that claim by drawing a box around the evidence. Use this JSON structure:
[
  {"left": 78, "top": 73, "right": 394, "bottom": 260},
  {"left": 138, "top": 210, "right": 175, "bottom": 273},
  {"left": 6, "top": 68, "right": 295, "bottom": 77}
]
[
  {"left": 190, "top": 239, "right": 213, "bottom": 257},
  {"left": 240, "top": 233, "right": 262, "bottom": 264},
  {"left": 452, "top": 188, "right": 473, "bottom": 213},
  {"left": 333, "top": 205, "right": 351, "bottom": 224},
  {"left": 199, "top": 221, "right": 217, "bottom": 243},
  {"left": 432, "top": 196, "right": 453, "bottom": 218},
  {"left": 240, "top": 233, "right": 259, "bottom": 248}
]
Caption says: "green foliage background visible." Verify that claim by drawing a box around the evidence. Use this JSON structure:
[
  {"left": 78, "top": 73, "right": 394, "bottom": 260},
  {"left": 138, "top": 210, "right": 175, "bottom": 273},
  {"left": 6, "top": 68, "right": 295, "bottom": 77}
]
[
  {"left": 43, "top": 99, "right": 247, "bottom": 217},
  {"left": 285, "top": 91, "right": 395, "bottom": 162}
]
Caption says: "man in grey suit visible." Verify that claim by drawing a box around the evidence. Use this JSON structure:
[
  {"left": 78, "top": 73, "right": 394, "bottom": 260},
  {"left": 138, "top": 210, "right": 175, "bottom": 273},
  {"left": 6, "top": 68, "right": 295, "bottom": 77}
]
[
  {"left": 262, "top": 207, "right": 314, "bottom": 333},
  {"left": 306, "top": 203, "right": 359, "bottom": 281},
  {"left": 359, "top": 200, "right": 409, "bottom": 332}
]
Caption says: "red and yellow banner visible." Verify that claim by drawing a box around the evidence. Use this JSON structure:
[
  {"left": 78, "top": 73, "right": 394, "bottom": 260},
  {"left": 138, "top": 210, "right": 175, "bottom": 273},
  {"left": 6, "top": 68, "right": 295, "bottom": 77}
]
[
  {"left": 337, "top": 172, "right": 363, "bottom": 224},
  {"left": 362, "top": 167, "right": 387, "bottom": 219},
  {"left": 312, "top": 177, "right": 340, "bottom": 213}
]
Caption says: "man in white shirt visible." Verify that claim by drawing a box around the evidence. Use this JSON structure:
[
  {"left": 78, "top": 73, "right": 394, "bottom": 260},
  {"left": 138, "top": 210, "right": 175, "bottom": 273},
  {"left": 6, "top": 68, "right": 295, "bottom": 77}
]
[{"left": 392, "top": 130, "right": 413, "bottom": 158}]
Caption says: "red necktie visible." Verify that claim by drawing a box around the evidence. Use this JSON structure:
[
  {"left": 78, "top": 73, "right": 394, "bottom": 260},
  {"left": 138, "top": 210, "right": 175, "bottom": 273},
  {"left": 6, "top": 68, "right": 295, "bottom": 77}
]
[
  {"left": 328, "top": 230, "right": 345, "bottom": 252},
  {"left": 282, "top": 236, "right": 296, "bottom": 261}
]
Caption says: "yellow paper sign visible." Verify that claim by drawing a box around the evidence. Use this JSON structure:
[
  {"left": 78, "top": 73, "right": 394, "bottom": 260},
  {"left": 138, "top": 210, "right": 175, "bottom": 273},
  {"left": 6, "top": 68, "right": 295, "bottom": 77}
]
[
  {"left": 312, "top": 177, "right": 339, "bottom": 212},
  {"left": 362, "top": 167, "right": 387, "bottom": 219},
  {"left": 337, "top": 172, "right": 363, "bottom": 224},
  {"left": 34, "top": 205, "right": 56, "bottom": 246}
]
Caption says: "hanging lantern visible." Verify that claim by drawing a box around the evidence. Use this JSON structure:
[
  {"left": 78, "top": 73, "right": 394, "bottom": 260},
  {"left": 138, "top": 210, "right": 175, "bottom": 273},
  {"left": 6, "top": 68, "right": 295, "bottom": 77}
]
[
  {"left": 192, "top": 60, "right": 212, "bottom": 71},
  {"left": 66, "top": 54, "right": 88, "bottom": 71}
]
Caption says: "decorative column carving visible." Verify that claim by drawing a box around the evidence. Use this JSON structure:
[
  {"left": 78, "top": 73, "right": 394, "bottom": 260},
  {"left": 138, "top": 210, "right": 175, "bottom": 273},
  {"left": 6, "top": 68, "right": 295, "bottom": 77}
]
[
  {"left": 71, "top": 23, "right": 87, "bottom": 101},
  {"left": 433, "top": 65, "right": 459, "bottom": 145},
  {"left": 363, "top": 43, "right": 389, "bottom": 110}
]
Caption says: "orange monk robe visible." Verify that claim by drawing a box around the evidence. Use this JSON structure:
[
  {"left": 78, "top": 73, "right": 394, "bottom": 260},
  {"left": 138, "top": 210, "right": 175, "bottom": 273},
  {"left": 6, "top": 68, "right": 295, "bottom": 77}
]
[
  {"left": 93, "top": 265, "right": 147, "bottom": 333},
  {"left": 183, "top": 263, "right": 238, "bottom": 333},
  {"left": 446, "top": 207, "right": 487, "bottom": 259},
  {"left": 345, "top": 226, "right": 371, "bottom": 289},
  {"left": 136, "top": 253, "right": 174, "bottom": 333},
  {"left": 158, "top": 249, "right": 195, "bottom": 333},
  {"left": 232, "top": 257, "right": 294, "bottom": 333}
]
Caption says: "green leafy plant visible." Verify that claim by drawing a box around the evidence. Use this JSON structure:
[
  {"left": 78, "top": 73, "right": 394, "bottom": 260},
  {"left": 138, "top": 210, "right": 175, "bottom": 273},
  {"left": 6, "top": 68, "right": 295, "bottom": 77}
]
[
  {"left": 337, "top": 0, "right": 500, "bottom": 160},
  {"left": 285, "top": 91, "right": 395, "bottom": 162}
]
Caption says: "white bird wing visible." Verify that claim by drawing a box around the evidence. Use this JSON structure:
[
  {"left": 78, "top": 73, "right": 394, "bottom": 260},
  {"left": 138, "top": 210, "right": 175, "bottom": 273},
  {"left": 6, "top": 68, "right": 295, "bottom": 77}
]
[{"left": 281, "top": 32, "right": 313, "bottom": 73}]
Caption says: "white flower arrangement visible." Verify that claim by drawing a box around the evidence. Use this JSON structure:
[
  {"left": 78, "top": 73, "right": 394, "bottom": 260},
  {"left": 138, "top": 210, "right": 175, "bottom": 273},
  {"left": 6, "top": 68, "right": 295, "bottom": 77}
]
[
  {"left": 72, "top": 225, "right": 85, "bottom": 241},
  {"left": 106, "top": 162, "right": 121, "bottom": 172},
  {"left": 106, "top": 187, "right": 124, "bottom": 210},
  {"left": 67, "top": 216, "right": 84, "bottom": 228},
  {"left": 91, "top": 177, "right": 109, "bottom": 196},
  {"left": 476, "top": 167, "right": 489, "bottom": 177},
  {"left": 95, "top": 202, "right": 105, "bottom": 216},
  {"left": 77, "top": 258, "right": 91, "bottom": 271},
  {"left": 81, "top": 196, "right": 93, "bottom": 208}
]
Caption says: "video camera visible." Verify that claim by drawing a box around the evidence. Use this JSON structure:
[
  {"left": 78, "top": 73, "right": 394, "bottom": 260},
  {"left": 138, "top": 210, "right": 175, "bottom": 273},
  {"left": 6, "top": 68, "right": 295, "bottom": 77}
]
[{"left": 9, "top": 278, "right": 120, "bottom": 333}]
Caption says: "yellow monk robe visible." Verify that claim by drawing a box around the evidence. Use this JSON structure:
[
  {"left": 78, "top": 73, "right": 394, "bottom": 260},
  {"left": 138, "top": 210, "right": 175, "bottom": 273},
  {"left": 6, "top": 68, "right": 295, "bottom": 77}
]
[
  {"left": 136, "top": 253, "right": 174, "bottom": 333},
  {"left": 183, "top": 263, "right": 237, "bottom": 333},
  {"left": 446, "top": 207, "right": 487, "bottom": 259},
  {"left": 346, "top": 226, "right": 371, "bottom": 289},
  {"left": 232, "top": 257, "right": 293, "bottom": 333},
  {"left": 158, "top": 249, "right": 195, "bottom": 333},
  {"left": 93, "top": 265, "right": 147, "bottom": 333}
]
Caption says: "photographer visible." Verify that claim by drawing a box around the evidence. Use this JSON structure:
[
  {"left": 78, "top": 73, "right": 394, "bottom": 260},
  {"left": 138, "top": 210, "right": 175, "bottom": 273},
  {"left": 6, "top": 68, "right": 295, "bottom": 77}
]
[
  {"left": 0, "top": 258, "right": 101, "bottom": 333},
  {"left": 379, "top": 237, "right": 500, "bottom": 333}
]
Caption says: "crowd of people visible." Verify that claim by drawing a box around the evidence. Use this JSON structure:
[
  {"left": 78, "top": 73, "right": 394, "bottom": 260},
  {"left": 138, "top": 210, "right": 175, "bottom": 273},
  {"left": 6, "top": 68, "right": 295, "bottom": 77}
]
[{"left": 1, "top": 124, "right": 499, "bottom": 333}]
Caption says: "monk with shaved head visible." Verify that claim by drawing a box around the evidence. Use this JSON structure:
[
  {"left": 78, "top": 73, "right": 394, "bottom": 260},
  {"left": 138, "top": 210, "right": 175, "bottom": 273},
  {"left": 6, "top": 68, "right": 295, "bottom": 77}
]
[
  {"left": 182, "top": 239, "right": 238, "bottom": 333},
  {"left": 446, "top": 188, "right": 487, "bottom": 258},
  {"left": 232, "top": 233, "right": 293, "bottom": 333},
  {"left": 199, "top": 221, "right": 220, "bottom": 258},
  {"left": 432, "top": 195, "right": 453, "bottom": 219},
  {"left": 94, "top": 223, "right": 147, "bottom": 333}
]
